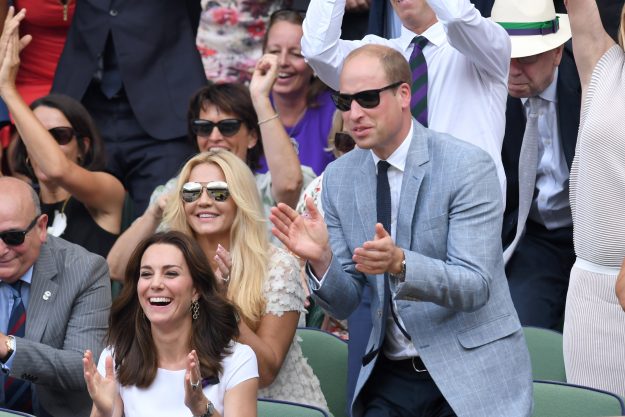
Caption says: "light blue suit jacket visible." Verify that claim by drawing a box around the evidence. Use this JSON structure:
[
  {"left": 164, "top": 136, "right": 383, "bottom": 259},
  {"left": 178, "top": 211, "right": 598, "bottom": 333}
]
[{"left": 312, "top": 122, "right": 533, "bottom": 417}]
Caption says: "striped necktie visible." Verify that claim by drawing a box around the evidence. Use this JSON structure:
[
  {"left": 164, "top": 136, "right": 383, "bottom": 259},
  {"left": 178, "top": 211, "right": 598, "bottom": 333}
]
[
  {"left": 409, "top": 36, "right": 429, "bottom": 127},
  {"left": 3, "top": 281, "right": 33, "bottom": 413},
  {"left": 375, "top": 161, "right": 392, "bottom": 351}
]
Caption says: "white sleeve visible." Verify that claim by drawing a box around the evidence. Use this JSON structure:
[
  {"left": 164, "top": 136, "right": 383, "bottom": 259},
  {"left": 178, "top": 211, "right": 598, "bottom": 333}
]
[
  {"left": 222, "top": 343, "right": 259, "bottom": 390},
  {"left": 427, "top": 0, "right": 510, "bottom": 81},
  {"left": 96, "top": 346, "right": 114, "bottom": 376}
]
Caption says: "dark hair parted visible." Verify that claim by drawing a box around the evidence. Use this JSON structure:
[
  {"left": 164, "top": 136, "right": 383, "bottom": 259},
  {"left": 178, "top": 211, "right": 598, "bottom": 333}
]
[
  {"left": 107, "top": 231, "right": 240, "bottom": 388},
  {"left": 12, "top": 94, "right": 107, "bottom": 181},
  {"left": 262, "top": 9, "right": 328, "bottom": 109},
  {"left": 187, "top": 83, "right": 264, "bottom": 172}
]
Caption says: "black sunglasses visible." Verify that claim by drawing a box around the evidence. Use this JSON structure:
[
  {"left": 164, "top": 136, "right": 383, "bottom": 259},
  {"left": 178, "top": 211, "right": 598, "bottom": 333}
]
[
  {"left": 0, "top": 216, "right": 39, "bottom": 246},
  {"left": 181, "top": 181, "right": 231, "bottom": 203},
  {"left": 48, "top": 127, "right": 76, "bottom": 145},
  {"left": 334, "top": 132, "right": 355, "bottom": 154},
  {"left": 331, "top": 81, "right": 404, "bottom": 112},
  {"left": 191, "top": 119, "right": 243, "bottom": 137}
]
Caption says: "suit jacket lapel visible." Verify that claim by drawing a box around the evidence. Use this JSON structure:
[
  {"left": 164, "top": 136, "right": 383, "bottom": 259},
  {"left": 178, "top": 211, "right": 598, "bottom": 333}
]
[
  {"left": 27, "top": 243, "right": 59, "bottom": 342},
  {"left": 396, "top": 122, "right": 429, "bottom": 250}
]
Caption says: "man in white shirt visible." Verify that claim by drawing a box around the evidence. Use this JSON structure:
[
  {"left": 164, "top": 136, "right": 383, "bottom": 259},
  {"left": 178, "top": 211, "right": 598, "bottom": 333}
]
[
  {"left": 301, "top": 0, "right": 510, "bottom": 199},
  {"left": 494, "top": 0, "right": 580, "bottom": 330},
  {"left": 270, "top": 44, "right": 532, "bottom": 417}
]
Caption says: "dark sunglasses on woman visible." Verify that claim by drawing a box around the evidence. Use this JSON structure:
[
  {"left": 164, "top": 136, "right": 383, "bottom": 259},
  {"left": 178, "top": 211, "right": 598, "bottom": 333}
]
[
  {"left": 191, "top": 119, "right": 243, "bottom": 137},
  {"left": 0, "top": 216, "right": 39, "bottom": 246},
  {"left": 48, "top": 126, "right": 76, "bottom": 145},
  {"left": 181, "top": 181, "right": 231, "bottom": 203},
  {"left": 331, "top": 81, "right": 404, "bottom": 112}
]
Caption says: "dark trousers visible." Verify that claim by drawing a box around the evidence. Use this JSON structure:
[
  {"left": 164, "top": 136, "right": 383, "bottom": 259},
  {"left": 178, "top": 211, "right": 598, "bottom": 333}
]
[
  {"left": 360, "top": 354, "right": 457, "bottom": 417},
  {"left": 506, "top": 220, "right": 575, "bottom": 330},
  {"left": 83, "top": 82, "right": 195, "bottom": 217},
  {"left": 347, "top": 286, "right": 373, "bottom": 417}
]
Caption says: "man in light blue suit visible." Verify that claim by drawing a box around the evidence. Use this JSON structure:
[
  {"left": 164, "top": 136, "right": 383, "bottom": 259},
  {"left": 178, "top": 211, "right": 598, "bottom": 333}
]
[{"left": 271, "top": 44, "right": 532, "bottom": 417}]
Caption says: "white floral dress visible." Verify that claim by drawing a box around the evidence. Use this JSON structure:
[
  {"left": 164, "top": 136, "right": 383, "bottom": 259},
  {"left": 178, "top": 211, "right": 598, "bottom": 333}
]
[{"left": 257, "top": 246, "right": 328, "bottom": 411}]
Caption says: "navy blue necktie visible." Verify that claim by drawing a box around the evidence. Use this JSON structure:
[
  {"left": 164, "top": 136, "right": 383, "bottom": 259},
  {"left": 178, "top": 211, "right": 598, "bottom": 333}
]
[
  {"left": 3, "top": 281, "right": 33, "bottom": 413},
  {"left": 100, "top": 35, "right": 123, "bottom": 98},
  {"left": 375, "top": 161, "right": 392, "bottom": 352}
]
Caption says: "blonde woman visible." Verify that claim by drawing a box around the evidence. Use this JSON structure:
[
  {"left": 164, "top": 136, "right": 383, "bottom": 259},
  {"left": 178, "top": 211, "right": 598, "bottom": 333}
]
[{"left": 162, "top": 150, "right": 327, "bottom": 410}]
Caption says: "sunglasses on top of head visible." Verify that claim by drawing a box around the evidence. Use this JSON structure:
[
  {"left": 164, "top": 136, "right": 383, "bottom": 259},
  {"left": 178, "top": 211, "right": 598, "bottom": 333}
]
[
  {"left": 0, "top": 216, "right": 39, "bottom": 247},
  {"left": 191, "top": 119, "right": 243, "bottom": 137},
  {"left": 331, "top": 81, "right": 404, "bottom": 112},
  {"left": 48, "top": 127, "right": 77, "bottom": 145},
  {"left": 181, "top": 181, "right": 230, "bottom": 203}
]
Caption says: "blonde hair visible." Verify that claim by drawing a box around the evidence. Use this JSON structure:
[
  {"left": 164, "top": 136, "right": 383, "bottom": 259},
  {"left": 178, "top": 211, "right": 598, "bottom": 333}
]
[{"left": 163, "top": 150, "right": 269, "bottom": 329}]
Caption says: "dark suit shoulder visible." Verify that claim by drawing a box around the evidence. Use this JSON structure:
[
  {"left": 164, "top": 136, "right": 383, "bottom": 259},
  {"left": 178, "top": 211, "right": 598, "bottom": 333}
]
[{"left": 38, "top": 235, "right": 109, "bottom": 285}]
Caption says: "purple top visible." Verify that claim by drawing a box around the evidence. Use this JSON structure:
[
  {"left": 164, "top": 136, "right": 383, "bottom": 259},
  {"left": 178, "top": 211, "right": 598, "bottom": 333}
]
[{"left": 258, "top": 90, "right": 336, "bottom": 176}]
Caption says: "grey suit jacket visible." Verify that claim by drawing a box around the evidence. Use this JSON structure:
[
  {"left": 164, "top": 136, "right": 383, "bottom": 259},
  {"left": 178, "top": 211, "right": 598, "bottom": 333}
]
[
  {"left": 10, "top": 236, "right": 111, "bottom": 417},
  {"left": 312, "top": 122, "right": 533, "bottom": 417}
]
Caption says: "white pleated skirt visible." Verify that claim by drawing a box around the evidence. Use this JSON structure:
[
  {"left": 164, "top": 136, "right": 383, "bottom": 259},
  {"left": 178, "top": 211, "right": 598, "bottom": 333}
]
[{"left": 563, "top": 258, "right": 625, "bottom": 398}]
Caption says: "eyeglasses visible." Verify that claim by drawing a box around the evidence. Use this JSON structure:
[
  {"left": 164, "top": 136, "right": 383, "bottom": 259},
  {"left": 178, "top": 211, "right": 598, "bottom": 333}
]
[
  {"left": 191, "top": 119, "right": 243, "bottom": 137},
  {"left": 0, "top": 216, "right": 39, "bottom": 246},
  {"left": 331, "top": 81, "right": 404, "bottom": 112},
  {"left": 334, "top": 132, "right": 355, "bottom": 154},
  {"left": 181, "top": 181, "right": 230, "bottom": 203},
  {"left": 48, "top": 127, "right": 76, "bottom": 145}
]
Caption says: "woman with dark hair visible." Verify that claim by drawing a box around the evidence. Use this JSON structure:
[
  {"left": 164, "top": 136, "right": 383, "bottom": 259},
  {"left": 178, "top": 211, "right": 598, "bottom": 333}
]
[
  {"left": 83, "top": 231, "right": 258, "bottom": 417},
  {"left": 107, "top": 54, "right": 315, "bottom": 280},
  {"left": 0, "top": 10, "right": 125, "bottom": 257},
  {"left": 259, "top": 9, "right": 335, "bottom": 175}
]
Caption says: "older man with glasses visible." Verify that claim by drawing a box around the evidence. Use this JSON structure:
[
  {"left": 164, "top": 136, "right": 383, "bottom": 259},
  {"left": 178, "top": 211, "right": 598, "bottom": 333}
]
[
  {"left": 0, "top": 177, "right": 111, "bottom": 417},
  {"left": 271, "top": 44, "right": 532, "bottom": 417}
]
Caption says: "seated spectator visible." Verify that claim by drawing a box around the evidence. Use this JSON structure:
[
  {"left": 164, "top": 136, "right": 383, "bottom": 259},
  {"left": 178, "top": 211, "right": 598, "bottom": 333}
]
[
  {"left": 0, "top": 9, "right": 125, "bottom": 258},
  {"left": 83, "top": 231, "right": 258, "bottom": 417},
  {"left": 0, "top": 176, "right": 111, "bottom": 416},
  {"left": 107, "top": 55, "right": 315, "bottom": 280},
  {"left": 258, "top": 9, "right": 335, "bottom": 175},
  {"left": 145, "top": 151, "right": 328, "bottom": 409}
]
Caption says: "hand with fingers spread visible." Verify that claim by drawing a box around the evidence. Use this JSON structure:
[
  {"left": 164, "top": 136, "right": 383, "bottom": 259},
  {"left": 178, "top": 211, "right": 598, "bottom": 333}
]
[
  {"left": 83, "top": 350, "right": 118, "bottom": 417},
  {"left": 353, "top": 223, "right": 405, "bottom": 276},
  {"left": 270, "top": 196, "right": 333, "bottom": 275},
  {"left": 184, "top": 350, "right": 215, "bottom": 417},
  {"left": 0, "top": 6, "right": 32, "bottom": 98}
]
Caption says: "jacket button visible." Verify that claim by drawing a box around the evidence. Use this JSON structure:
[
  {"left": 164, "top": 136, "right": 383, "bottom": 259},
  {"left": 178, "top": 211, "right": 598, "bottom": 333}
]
[{"left": 109, "top": 9, "right": 118, "bottom": 16}]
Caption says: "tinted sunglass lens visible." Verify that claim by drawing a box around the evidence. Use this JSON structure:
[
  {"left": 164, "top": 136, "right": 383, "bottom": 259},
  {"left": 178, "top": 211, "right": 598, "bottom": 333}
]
[
  {"left": 49, "top": 127, "right": 74, "bottom": 145},
  {"left": 181, "top": 183, "right": 203, "bottom": 202},
  {"left": 210, "top": 190, "right": 230, "bottom": 202},
  {"left": 332, "top": 94, "right": 352, "bottom": 112},
  {"left": 192, "top": 121, "right": 215, "bottom": 136},
  {"left": 0, "top": 232, "right": 24, "bottom": 246},
  {"left": 217, "top": 120, "right": 242, "bottom": 137},
  {"left": 354, "top": 91, "right": 380, "bottom": 109}
]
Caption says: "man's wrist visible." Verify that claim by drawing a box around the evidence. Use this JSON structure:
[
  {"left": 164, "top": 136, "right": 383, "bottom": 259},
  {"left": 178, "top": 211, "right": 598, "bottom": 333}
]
[
  {"left": 389, "top": 248, "right": 406, "bottom": 280},
  {"left": 309, "top": 247, "right": 333, "bottom": 278},
  {"left": 1, "top": 335, "right": 15, "bottom": 363}
]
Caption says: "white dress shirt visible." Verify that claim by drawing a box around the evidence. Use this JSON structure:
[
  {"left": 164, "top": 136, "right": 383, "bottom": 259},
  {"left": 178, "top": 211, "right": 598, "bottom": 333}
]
[
  {"left": 302, "top": 0, "right": 511, "bottom": 201},
  {"left": 522, "top": 70, "right": 573, "bottom": 229}
]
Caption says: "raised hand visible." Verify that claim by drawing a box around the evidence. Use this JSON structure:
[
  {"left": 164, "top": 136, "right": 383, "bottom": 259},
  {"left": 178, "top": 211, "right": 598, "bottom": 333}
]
[
  {"left": 249, "top": 54, "right": 279, "bottom": 101},
  {"left": 184, "top": 350, "right": 213, "bottom": 417},
  {"left": 0, "top": 7, "right": 31, "bottom": 97},
  {"left": 270, "top": 196, "right": 332, "bottom": 274},
  {"left": 214, "top": 243, "right": 232, "bottom": 293},
  {"left": 83, "top": 350, "right": 118, "bottom": 417}
]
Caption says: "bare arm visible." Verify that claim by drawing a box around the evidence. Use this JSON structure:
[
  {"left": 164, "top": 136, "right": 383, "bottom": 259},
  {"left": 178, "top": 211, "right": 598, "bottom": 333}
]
[
  {"left": 250, "top": 54, "right": 303, "bottom": 208},
  {"left": 565, "top": 0, "right": 615, "bottom": 91},
  {"left": 0, "top": 10, "right": 125, "bottom": 229},
  {"left": 107, "top": 195, "right": 167, "bottom": 281},
  {"left": 237, "top": 311, "right": 299, "bottom": 388},
  {"left": 222, "top": 378, "right": 258, "bottom": 417}
]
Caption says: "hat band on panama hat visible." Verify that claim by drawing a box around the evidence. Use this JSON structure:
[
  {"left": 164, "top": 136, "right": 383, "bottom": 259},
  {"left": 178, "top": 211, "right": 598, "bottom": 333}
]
[{"left": 497, "top": 17, "right": 560, "bottom": 36}]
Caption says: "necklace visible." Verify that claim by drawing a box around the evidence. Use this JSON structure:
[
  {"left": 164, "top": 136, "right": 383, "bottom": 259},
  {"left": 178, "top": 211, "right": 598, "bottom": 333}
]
[
  {"left": 47, "top": 197, "right": 71, "bottom": 237},
  {"left": 59, "top": 0, "right": 70, "bottom": 21}
]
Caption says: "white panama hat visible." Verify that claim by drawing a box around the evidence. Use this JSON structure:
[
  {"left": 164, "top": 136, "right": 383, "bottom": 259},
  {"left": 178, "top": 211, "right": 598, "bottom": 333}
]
[{"left": 491, "top": 0, "right": 571, "bottom": 58}]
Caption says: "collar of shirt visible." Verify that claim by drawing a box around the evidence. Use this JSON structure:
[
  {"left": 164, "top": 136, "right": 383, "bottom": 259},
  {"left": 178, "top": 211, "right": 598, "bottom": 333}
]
[
  {"left": 371, "top": 123, "right": 414, "bottom": 173},
  {"left": 398, "top": 22, "right": 445, "bottom": 53}
]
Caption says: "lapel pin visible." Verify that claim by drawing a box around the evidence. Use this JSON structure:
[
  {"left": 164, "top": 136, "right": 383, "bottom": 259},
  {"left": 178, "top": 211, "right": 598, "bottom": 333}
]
[{"left": 43, "top": 291, "right": 52, "bottom": 301}]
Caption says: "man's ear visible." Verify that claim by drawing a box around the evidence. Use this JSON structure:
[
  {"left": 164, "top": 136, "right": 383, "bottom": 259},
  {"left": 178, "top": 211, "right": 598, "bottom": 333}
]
[{"left": 399, "top": 82, "right": 412, "bottom": 109}]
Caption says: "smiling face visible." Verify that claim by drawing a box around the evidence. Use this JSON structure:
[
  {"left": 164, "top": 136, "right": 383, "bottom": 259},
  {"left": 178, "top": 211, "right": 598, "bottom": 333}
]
[
  {"left": 339, "top": 52, "right": 412, "bottom": 160},
  {"left": 183, "top": 163, "right": 236, "bottom": 244},
  {"left": 508, "top": 46, "right": 563, "bottom": 98},
  {"left": 264, "top": 20, "right": 314, "bottom": 97},
  {"left": 196, "top": 104, "right": 258, "bottom": 162},
  {"left": 137, "top": 243, "right": 198, "bottom": 331}
]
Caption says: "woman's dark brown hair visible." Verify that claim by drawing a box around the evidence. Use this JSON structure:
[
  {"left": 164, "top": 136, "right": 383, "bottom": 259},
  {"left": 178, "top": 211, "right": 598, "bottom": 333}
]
[
  {"left": 187, "top": 83, "right": 264, "bottom": 172},
  {"left": 107, "top": 231, "right": 239, "bottom": 388},
  {"left": 12, "top": 94, "right": 107, "bottom": 181},
  {"left": 262, "top": 9, "right": 328, "bottom": 109}
]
